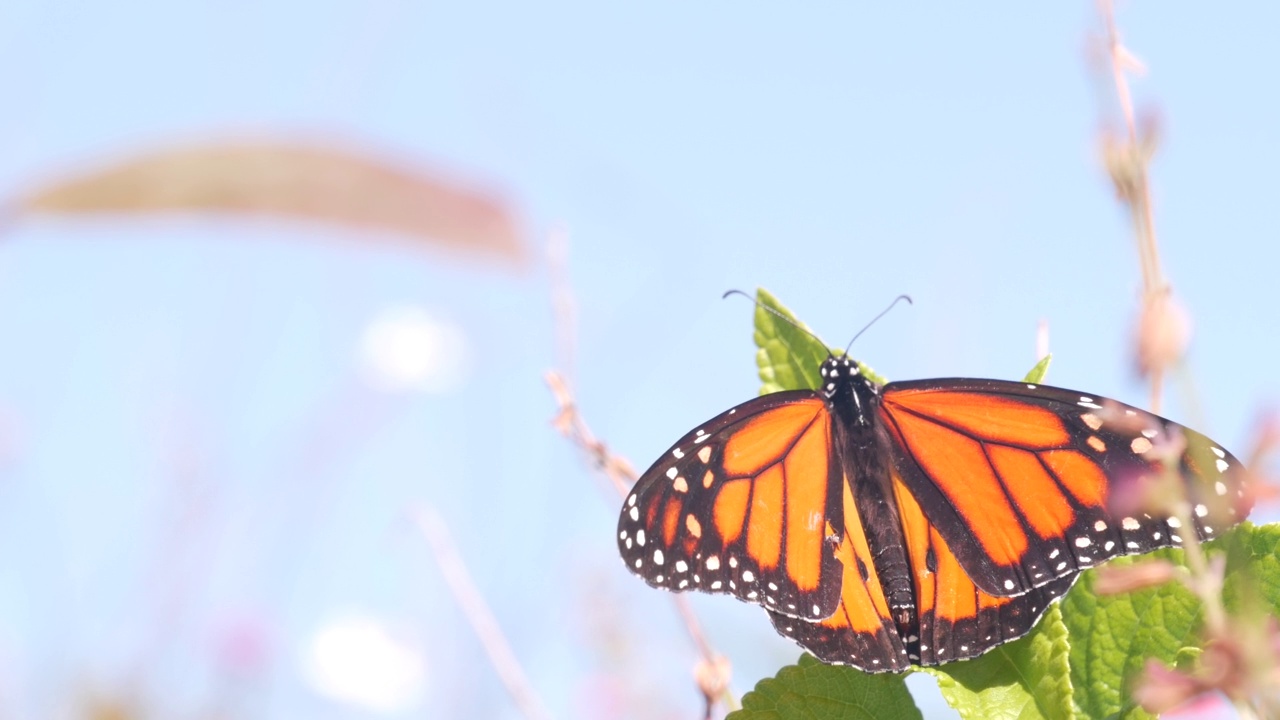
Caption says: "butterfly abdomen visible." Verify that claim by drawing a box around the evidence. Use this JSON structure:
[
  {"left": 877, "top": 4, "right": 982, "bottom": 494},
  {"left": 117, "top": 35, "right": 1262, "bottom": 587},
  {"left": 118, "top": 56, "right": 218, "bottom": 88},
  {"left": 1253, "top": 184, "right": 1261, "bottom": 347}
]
[{"left": 831, "top": 379, "right": 920, "bottom": 651}]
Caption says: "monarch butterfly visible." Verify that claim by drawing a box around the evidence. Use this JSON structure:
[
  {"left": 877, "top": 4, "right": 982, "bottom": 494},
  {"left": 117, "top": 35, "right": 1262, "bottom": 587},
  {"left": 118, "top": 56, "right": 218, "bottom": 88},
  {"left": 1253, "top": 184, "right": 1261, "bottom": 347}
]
[{"left": 617, "top": 305, "right": 1249, "bottom": 672}]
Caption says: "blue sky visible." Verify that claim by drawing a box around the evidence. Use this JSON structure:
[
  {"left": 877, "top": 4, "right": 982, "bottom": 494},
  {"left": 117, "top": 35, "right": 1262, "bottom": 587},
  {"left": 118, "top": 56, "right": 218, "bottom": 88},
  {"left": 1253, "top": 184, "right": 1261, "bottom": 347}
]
[{"left": 0, "top": 1, "right": 1276, "bottom": 717}]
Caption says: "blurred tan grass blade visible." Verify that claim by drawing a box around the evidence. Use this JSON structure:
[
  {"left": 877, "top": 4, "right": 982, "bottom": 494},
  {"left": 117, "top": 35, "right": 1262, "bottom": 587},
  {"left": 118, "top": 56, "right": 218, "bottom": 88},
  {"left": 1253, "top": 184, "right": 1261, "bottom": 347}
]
[{"left": 19, "top": 140, "right": 525, "bottom": 266}]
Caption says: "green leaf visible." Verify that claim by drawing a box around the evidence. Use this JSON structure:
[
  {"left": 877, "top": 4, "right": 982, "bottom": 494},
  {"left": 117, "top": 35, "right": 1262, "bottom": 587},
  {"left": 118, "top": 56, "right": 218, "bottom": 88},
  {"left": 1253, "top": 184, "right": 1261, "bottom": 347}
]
[
  {"left": 1061, "top": 522, "right": 1280, "bottom": 719},
  {"left": 730, "top": 654, "right": 923, "bottom": 720},
  {"left": 1062, "top": 547, "right": 1208, "bottom": 718},
  {"left": 1221, "top": 521, "right": 1280, "bottom": 616},
  {"left": 1022, "top": 355, "right": 1052, "bottom": 385},
  {"left": 1063, "top": 553, "right": 1201, "bottom": 719},
  {"left": 924, "top": 605, "right": 1075, "bottom": 720},
  {"left": 752, "top": 288, "right": 887, "bottom": 393}
]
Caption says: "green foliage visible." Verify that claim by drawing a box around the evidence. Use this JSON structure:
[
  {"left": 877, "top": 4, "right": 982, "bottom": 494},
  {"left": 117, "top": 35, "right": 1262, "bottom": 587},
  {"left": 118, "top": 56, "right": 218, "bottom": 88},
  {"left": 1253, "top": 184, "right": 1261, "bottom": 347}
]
[
  {"left": 753, "top": 288, "right": 886, "bottom": 394},
  {"left": 1062, "top": 523, "right": 1280, "bottom": 719},
  {"left": 738, "top": 289, "right": 1280, "bottom": 720},
  {"left": 923, "top": 605, "right": 1074, "bottom": 720},
  {"left": 1022, "top": 354, "right": 1052, "bottom": 385},
  {"left": 1061, "top": 551, "right": 1200, "bottom": 719},
  {"left": 1222, "top": 522, "right": 1280, "bottom": 616},
  {"left": 730, "top": 654, "right": 922, "bottom": 720}
]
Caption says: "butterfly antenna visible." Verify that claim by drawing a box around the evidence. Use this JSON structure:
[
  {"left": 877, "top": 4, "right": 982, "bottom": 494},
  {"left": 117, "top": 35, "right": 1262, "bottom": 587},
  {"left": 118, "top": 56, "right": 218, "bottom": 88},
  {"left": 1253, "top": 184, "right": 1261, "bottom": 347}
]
[
  {"left": 721, "top": 289, "right": 832, "bottom": 356},
  {"left": 844, "top": 294, "right": 912, "bottom": 356}
]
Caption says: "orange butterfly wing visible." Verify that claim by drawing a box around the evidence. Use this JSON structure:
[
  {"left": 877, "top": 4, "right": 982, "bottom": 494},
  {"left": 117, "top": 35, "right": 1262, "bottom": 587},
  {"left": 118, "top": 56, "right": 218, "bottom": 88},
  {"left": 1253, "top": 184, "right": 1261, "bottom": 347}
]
[
  {"left": 620, "top": 359, "right": 1251, "bottom": 673},
  {"left": 878, "top": 379, "right": 1249, "bottom": 597},
  {"left": 618, "top": 392, "right": 846, "bottom": 621},
  {"left": 766, "top": 476, "right": 909, "bottom": 671},
  {"left": 768, "top": 467, "right": 1076, "bottom": 668}
]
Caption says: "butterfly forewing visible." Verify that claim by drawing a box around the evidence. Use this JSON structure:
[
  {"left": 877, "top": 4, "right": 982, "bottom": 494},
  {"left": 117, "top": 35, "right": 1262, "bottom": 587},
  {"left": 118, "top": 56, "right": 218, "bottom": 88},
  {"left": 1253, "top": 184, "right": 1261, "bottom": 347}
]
[
  {"left": 618, "top": 391, "right": 846, "bottom": 621},
  {"left": 879, "top": 378, "right": 1250, "bottom": 598}
]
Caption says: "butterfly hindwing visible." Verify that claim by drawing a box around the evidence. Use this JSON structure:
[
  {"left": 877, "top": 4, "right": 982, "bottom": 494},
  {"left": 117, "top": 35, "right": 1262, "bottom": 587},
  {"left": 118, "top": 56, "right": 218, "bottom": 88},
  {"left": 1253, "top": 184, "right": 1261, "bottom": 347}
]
[
  {"left": 892, "top": 469, "right": 1076, "bottom": 666},
  {"left": 768, "top": 464, "right": 1079, "bottom": 672},
  {"left": 878, "top": 378, "right": 1250, "bottom": 598},
  {"left": 618, "top": 392, "right": 846, "bottom": 620},
  {"left": 766, "top": 478, "right": 909, "bottom": 671}
]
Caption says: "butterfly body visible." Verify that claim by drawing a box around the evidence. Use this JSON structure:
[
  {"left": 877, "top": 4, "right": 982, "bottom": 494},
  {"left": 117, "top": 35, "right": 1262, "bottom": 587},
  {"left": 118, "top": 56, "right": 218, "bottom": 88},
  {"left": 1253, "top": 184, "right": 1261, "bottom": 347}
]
[
  {"left": 822, "top": 358, "right": 919, "bottom": 647},
  {"left": 618, "top": 353, "right": 1248, "bottom": 672}
]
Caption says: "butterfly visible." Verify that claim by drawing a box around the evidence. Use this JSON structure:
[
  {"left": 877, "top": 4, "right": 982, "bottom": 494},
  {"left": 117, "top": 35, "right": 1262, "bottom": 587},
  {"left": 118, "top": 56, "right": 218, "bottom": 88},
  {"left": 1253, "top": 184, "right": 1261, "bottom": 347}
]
[{"left": 617, "top": 322, "right": 1249, "bottom": 672}]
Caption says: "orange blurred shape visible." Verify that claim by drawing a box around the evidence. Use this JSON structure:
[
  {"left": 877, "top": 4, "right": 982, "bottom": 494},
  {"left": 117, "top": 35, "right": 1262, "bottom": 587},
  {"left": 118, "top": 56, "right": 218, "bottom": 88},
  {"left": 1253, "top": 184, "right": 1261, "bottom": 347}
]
[
  {"left": 1134, "top": 290, "right": 1191, "bottom": 378},
  {"left": 18, "top": 138, "right": 526, "bottom": 268},
  {"left": 1092, "top": 560, "right": 1179, "bottom": 595}
]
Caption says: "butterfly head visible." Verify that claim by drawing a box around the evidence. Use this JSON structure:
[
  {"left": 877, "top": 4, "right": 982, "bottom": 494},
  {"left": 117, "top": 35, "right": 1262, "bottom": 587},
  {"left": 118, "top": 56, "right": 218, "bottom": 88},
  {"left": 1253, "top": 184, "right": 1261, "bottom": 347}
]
[{"left": 819, "top": 354, "right": 871, "bottom": 394}]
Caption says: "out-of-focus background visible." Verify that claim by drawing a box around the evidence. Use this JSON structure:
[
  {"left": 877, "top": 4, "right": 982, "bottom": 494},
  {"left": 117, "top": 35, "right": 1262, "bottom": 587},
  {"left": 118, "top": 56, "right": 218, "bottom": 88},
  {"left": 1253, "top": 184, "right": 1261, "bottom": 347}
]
[{"left": 0, "top": 2, "right": 1276, "bottom": 718}]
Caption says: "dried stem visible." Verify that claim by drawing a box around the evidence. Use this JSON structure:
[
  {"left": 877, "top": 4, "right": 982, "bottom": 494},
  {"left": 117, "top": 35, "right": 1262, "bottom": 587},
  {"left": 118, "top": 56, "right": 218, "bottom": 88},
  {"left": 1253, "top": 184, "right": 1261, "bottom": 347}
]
[
  {"left": 1099, "top": 0, "right": 1170, "bottom": 413},
  {"left": 545, "top": 369, "right": 633, "bottom": 499},
  {"left": 545, "top": 368, "right": 736, "bottom": 715},
  {"left": 547, "top": 226, "right": 577, "bottom": 387},
  {"left": 412, "top": 507, "right": 555, "bottom": 720},
  {"left": 544, "top": 232, "right": 734, "bottom": 716},
  {"left": 1100, "top": 0, "right": 1165, "bottom": 293},
  {"left": 1098, "top": 4, "right": 1279, "bottom": 716}
]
